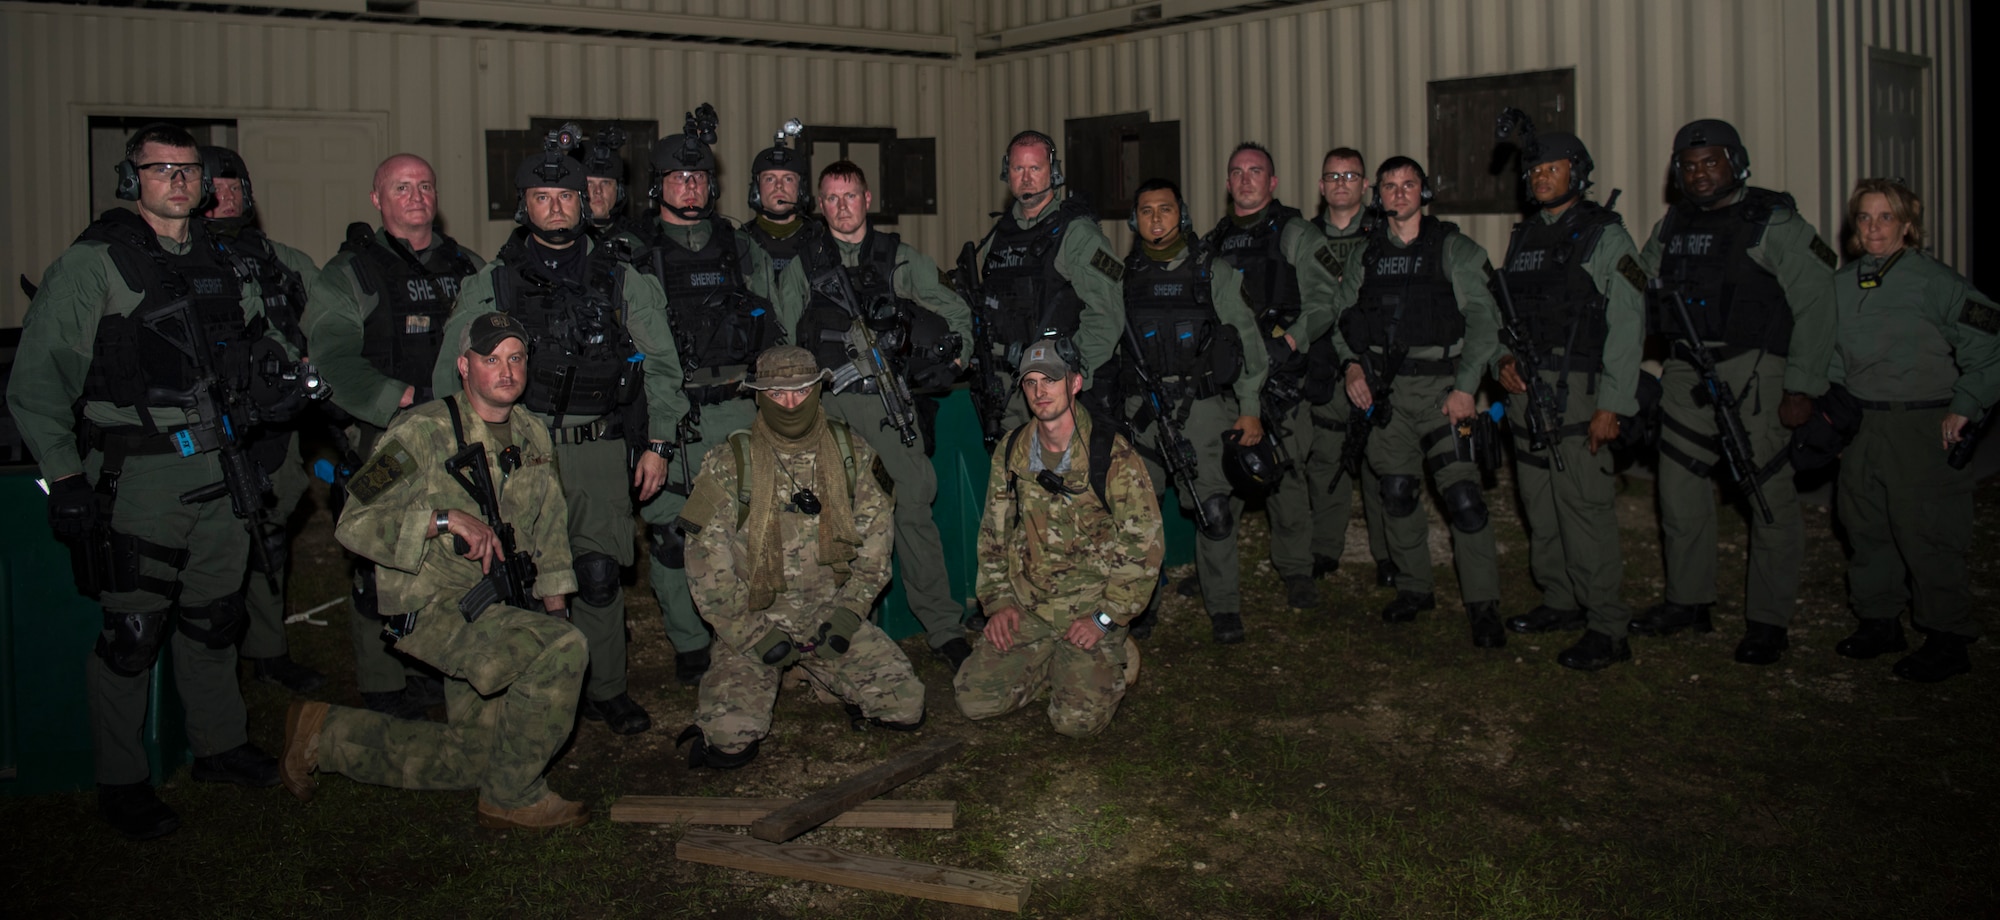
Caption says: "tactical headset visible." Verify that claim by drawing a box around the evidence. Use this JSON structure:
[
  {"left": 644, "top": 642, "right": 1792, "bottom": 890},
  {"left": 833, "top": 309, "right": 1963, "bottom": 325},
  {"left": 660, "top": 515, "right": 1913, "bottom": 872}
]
[
  {"left": 1127, "top": 178, "right": 1194, "bottom": 240},
  {"left": 999, "top": 130, "right": 1065, "bottom": 187},
  {"left": 1669, "top": 118, "right": 1751, "bottom": 198},
  {"left": 749, "top": 118, "right": 810, "bottom": 218},
  {"left": 651, "top": 103, "right": 722, "bottom": 220},
  {"left": 115, "top": 122, "right": 201, "bottom": 202},
  {"left": 1371, "top": 155, "right": 1433, "bottom": 215},
  {"left": 196, "top": 145, "right": 254, "bottom": 216}
]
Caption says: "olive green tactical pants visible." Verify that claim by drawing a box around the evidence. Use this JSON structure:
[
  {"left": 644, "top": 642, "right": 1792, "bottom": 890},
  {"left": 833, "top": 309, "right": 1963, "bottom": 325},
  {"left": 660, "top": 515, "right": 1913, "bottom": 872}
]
[
  {"left": 639, "top": 396, "right": 756, "bottom": 656},
  {"left": 1656, "top": 353, "right": 1801, "bottom": 627},
  {"left": 1365, "top": 375, "right": 1500, "bottom": 603},
  {"left": 825, "top": 390, "right": 965, "bottom": 647},
  {"left": 86, "top": 449, "right": 251, "bottom": 784},
  {"left": 1838, "top": 406, "right": 1980, "bottom": 638},
  {"left": 554, "top": 435, "right": 637, "bottom": 702},
  {"left": 1123, "top": 391, "right": 1245, "bottom": 613},
  {"left": 955, "top": 609, "right": 1130, "bottom": 738},
  {"left": 318, "top": 606, "right": 586, "bottom": 809},
  {"left": 348, "top": 422, "right": 432, "bottom": 695},
  {"left": 1507, "top": 369, "right": 1632, "bottom": 638},
  {"left": 242, "top": 431, "right": 308, "bottom": 659},
  {"left": 1306, "top": 389, "right": 1389, "bottom": 567},
  {"left": 1263, "top": 399, "right": 1317, "bottom": 579}
]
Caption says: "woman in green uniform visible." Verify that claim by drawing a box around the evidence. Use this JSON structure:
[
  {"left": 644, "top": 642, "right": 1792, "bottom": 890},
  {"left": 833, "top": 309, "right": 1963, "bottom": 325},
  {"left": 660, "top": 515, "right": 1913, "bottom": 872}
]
[{"left": 1830, "top": 178, "right": 2000, "bottom": 682}]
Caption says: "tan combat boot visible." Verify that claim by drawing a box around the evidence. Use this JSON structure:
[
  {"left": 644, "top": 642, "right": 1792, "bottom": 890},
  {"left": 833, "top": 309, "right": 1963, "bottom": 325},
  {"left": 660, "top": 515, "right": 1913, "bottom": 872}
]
[
  {"left": 477, "top": 792, "right": 591, "bottom": 830},
  {"left": 281, "top": 701, "right": 329, "bottom": 802}
]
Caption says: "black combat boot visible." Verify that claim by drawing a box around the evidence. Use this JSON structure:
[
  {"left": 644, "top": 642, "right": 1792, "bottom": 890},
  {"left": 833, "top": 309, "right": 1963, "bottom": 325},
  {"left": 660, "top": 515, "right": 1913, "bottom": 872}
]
[
  {"left": 1284, "top": 575, "right": 1319, "bottom": 610},
  {"left": 1733, "top": 622, "right": 1789, "bottom": 665},
  {"left": 191, "top": 743, "right": 280, "bottom": 788},
  {"left": 1312, "top": 554, "right": 1341, "bottom": 578},
  {"left": 1506, "top": 605, "right": 1586, "bottom": 634},
  {"left": 1467, "top": 601, "right": 1506, "bottom": 649},
  {"left": 582, "top": 692, "right": 652, "bottom": 735},
  {"left": 1558, "top": 630, "right": 1632, "bottom": 671},
  {"left": 98, "top": 782, "right": 180, "bottom": 841},
  {"left": 1209, "top": 611, "right": 1245, "bottom": 645},
  {"left": 1892, "top": 631, "right": 1973, "bottom": 683},
  {"left": 1374, "top": 558, "right": 1399, "bottom": 589},
  {"left": 1176, "top": 575, "right": 1202, "bottom": 598},
  {"left": 1380, "top": 590, "right": 1435, "bottom": 623},
  {"left": 1835, "top": 618, "right": 1907, "bottom": 659},
  {"left": 675, "top": 646, "right": 713, "bottom": 685},
  {"left": 932, "top": 638, "right": 972, "bottom": 673},
  {"left": 250, "top": 653, "right": 327, "bottom": 694},
  {"left": 1629, "top": 601, "right": 1713, "bottom": 637}
]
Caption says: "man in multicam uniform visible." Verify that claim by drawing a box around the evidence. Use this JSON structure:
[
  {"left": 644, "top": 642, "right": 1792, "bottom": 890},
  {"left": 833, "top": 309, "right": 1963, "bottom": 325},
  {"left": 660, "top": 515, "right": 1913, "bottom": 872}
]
[
  {"left": 955, "top": 339, "right": 1164, "bottom": 738},
  {"left": 278, "top": 313, "right": 591, "bottom": 831},
  {"left": 675, "top": 346, "right": 924, "bottom": 769}
]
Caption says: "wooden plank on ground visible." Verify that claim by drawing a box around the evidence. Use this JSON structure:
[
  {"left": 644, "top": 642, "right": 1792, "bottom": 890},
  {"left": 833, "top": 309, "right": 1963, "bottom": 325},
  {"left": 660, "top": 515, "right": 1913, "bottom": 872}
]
[
  {"left": 677, "top": 828, "right": 1031, "bottom": 913},
  {"left": 750, "top": 735, "right": 966, "bottom": 842},
  {"left": 611, "top": 796, "right": 955, "bottom": 829}
]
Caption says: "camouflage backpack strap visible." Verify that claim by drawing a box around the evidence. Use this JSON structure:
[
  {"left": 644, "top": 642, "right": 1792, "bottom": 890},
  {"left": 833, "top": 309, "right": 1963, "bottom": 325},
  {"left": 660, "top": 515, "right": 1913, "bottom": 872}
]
[
  {"left": 1083, "top": 407, "right": 1115, "bottom": 512},
  {"left": 1004, "top": 423, "right": 1029, "bottom": 526},
  {"left": 729, "top": 428, "right": 755, "bottom": 528},
  {"left": 824, "top": 417, "right": 861, "bottom": 499}
]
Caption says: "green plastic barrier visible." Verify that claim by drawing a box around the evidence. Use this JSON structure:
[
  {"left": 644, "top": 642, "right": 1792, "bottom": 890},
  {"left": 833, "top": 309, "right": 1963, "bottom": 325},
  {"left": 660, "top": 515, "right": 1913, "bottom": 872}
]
[
  {"left": 0, "top": 468, "right": 188, "bottom": 795},
  {"left": 875, "top": 388, "right": 1194, "bottom": 639}
]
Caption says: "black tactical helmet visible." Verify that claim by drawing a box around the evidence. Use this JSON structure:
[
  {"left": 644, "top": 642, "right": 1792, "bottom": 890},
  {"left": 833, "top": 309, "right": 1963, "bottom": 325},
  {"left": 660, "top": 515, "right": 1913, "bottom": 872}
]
[
  {"left": 517, "top": 122, "right": 588, "bottom": 193},
  {"left": 748, "top": 119, "right": 810, "bottom": 219},
  {"left": 584, "top": 125, "right": 627, "bottom": 181},
  {"left": 198, "top": 145, "right": 253, "bottom": 214},
  {"left": 1525, "top": 132, "right": 1593, "bottom": 185},
  {"left": 1670, "top": 118, "right": 1751, "bottom": 201},
  {"left": 1223, "top": 428, "right": 1285, "bottom": 497},
  {"left": 652, "top": 103, "right": 721, "bottom": 219}
]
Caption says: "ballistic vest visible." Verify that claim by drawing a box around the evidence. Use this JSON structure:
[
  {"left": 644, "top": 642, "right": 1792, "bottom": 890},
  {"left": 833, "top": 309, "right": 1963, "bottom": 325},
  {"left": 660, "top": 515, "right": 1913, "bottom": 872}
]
[
  {"left": 1341, "top": 216, "right": 1466, "bottom": 352},
  {"left": 1206, "top": 202, "right": 1305, "bottom": 332},
  {"left": 744, "top": 217, "right": 821, "bottom": 277},
  {"left": 208, "top": 222, "right": 308, "bottom": 352},
  {"left": 491, "top": 232, "right": 639, "bottom": 423},
  {"left": 79, "top": 209, "right": 257, "bottom": 412},
  {"left": 1121, "top": 241, "right": 1240, "bottom": 388},
  {"left": 637, "top": 217, "right": 783, "bottom": 371},
  {"left": 346, "top": 224, "right": 476, "bottom": 392},
  {"left": 1648, "top": 188, "right": 1796, "bottom": 355},
  {"left": 979, "top": 196, "right": 1097, "bottom": 349},
  {"left": 795, "top": 229, "right": 914, "bottom": 371},
  {"left": 1499, "top": 201, "right": 1622, "bottom": 366}
]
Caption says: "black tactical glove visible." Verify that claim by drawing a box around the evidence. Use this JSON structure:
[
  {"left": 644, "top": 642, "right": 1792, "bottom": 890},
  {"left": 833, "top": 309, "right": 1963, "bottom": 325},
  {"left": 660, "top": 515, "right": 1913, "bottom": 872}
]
[
  {"left": 812, "top": 608, "right": 864, "bottom": 660},
  {"left": 47, "top": 475, "right": 98, "bottom": 541},
  {"left": 753, "top": 628, "right": 800, "bottom": 669}
]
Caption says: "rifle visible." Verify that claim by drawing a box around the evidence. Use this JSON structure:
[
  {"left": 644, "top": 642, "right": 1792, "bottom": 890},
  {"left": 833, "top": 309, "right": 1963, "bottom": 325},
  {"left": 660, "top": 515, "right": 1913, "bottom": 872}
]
[
  {"left": 954, "top": 241, "right": 1008, "bottom": 447},
  {"left": 1948, "top": 407, "right": 1993, "bottom": 471},
  {"left": 1489, "top": 267, "right": 1568, "bottom": 472},
  {"left": 140, "top": 302, "right": 286, "bottom": 591},
  {"left": 1119, "top": 323, "right": 1224, "bottom": 538},
  {"left": 443, "top": 440, "right": 540, "bottom": 621},
  {"left": 1328, "top": 348, "right": 1403, "bottom": 493},
  {"left": 1666, "top": 290, "right": 1775, "bottom": 524},
  {"left": 806, "top": 252, "right": 920, "bottom": 447}
]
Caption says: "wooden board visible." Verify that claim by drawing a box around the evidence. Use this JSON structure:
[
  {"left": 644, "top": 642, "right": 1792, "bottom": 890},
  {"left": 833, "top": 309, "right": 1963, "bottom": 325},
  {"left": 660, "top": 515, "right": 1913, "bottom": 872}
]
[
  {"left": 611, "top": 796, "right": 955, "bottom": 829},
  {"left": 750, "top": 735, "right": 966, "bottom": 843},
  {"left": 677, "top": 828, "right": 1031, "bottom": 913}
]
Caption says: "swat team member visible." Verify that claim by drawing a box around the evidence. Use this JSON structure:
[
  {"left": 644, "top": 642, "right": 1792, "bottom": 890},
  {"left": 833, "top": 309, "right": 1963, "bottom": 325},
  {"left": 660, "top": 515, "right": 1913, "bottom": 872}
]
[
  {"left": 796, "top": 160, "right": 979, "bottom": 667},
  {"left": 1116, "top": 178, "right": 1268, "bottom": 644},
  {"left": 629, "top": 108, "right": 808, "bottom": 688},
  {"left": 741, "top": 118, "right": 823, "bottom": 276},
  {"left": 974, "top": 130, "right": 1127, "bottom": 427},
  {"left": 11, "top": 123, "right": 284, "bottom": 839},
  {"left": 1330, "top": 156, "right": 1507, "bottom": 646},
  {"left": 1310, "top": 148, "right": 1394, "bottom": 589},
  {"left": 676, "top": 346, "right": 924, "bottom": 768},
  {"left": 305, "top": 153, "right": 482, "bottom": 719},
  {"left": 433, "top": 144, "right": 687, "bottom": 734},
  {"left": 1491, "top": 132, "right": 1646, "bottom": 671},
  {"left": 198, "top": 143, "right": 329, "bottom": 694},
  {"left": 1827, "top": 178, "right": 1999, "bottom": 682},
  {"left": 582, "top": 123, "right": 631, "bottom": 235},
  {"left": 280, "top": 314, "right": 591, "bottom": 830},
  {"left": 1634, "top": 119, "right": 1836, "bottom": 665},
  {"left": 1203, "top": 142, "right": 1342, "bottom": 611},
  {"left": 956, "top": 339, "right": 1164, "bottom": 737}
]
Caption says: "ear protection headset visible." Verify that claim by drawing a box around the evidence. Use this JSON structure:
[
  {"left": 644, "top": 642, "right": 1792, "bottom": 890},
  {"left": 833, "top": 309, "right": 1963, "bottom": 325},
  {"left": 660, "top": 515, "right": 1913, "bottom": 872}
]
[
  {"left": 1371, "top": 156, "right": 1433, "bottom": 214},
  {"left": 1126, "top": 181, "right": 1193, "bottom": 238},
  {"left": 1000, "top": 130, "right": 1064, "bottom": 187}
]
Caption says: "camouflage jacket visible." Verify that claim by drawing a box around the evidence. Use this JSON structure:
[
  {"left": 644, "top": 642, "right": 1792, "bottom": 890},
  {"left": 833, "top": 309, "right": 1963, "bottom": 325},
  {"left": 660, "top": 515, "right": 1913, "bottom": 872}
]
[
  {"left": 334, "top": 396, "right": 577, "bottom": 661},
  {"left": 681, "top": 423, "right": 896, "bottom": 652},
  {"left": 976, "top": 409, "right": 1164, "bottom": 626}
]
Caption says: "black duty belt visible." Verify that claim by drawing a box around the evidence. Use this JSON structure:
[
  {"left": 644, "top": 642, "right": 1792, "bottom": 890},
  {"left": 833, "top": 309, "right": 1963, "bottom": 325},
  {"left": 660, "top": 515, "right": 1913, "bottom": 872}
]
[
  {"left": 550, "top": 417, "right": 623, "bottom": 445},
  {"left": 1855, "top": 398, "right": 1951, "bottom": 412},
  {"left": 83, "top": 423, "right": 195, "bottom": 458},
  {"left": 1398, "top": 357, "right": 1458, "bottom": 377}
]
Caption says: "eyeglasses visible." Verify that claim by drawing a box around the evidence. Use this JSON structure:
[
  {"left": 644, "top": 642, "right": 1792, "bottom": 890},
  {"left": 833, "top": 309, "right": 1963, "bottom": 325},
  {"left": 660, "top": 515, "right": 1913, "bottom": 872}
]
[
  {"left": 135, "top": 162, "right": 204, "bottom": 183},
  {"left": 1321, "top": 172, "right": 1364, "bottom": 183},
  {"left": 663, "top": 171, "right": 708, "bottom": 187}
]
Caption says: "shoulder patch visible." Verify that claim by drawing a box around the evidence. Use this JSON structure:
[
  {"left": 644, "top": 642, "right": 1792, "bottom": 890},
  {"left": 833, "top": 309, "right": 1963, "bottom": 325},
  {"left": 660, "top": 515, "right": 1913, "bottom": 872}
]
[
  {"left": 1958, "top": 301, "right": 2000, "bottom": 336},
  {"left": 1090, "top": 248, "right": 1125, "bottom": 282},
  {"left": 1312, "top": 243, "right": 1343, "bottom": 280},
  {"left": 348, "top": 438, "right": 414, "bottom": 504},
  {"left": 677, "top": 472, "right": 731, "bottom": 535},
  {"left": 1617, "top": 254, "right": 1650, "bottom": 293},
  {"left": 1809, "top": 234, "right": 1838, "bottom": 270}
]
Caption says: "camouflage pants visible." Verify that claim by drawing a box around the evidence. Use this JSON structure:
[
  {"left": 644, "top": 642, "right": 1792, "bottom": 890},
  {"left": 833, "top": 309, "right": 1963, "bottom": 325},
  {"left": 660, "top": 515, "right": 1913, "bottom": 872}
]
[
  {"left": 695, "top": 620, "right": 925, "bottom": 754},
  {"left": 316, "top": 606, "right": 585, "bottom": 809},
  {"left": 954, "top": 610, "right": 1128, "bottom": 738}
]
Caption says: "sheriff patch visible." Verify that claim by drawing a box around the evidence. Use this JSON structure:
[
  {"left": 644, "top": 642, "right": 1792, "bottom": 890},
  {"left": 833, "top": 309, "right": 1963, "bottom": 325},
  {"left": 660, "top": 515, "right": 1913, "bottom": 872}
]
[
  {"left": 1617, "top": 254, "right": 1650, "bottom": 293},
  {"left": 1809, "top": 234, "right": 1839, "bottom": 270},
  {"left": 348, "top": 439, "right": 414, "bottom": 504},
  {"left": 1959, "top": 300, "right": 2000, "bottom": 336},
  {"left": 1313, "top": 243, "right": 1344, "bottom": 280},
  {"left": 1090, "top": 249, "right": 1125, "bottom": 282}
]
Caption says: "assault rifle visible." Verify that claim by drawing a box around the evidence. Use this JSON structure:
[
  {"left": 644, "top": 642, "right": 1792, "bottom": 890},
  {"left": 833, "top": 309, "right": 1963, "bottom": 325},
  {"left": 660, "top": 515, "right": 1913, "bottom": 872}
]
[
  {"left": 807, "top": 253, "right": 920, "bottom": 447},
  {"left": 1329, "top": 348, "right": 1403, "bottom": 493},
  {"left": 1667, "top": 290, "right": 1774, "bottom": 524},
  {"left": 444, "top": 441, "right": 540, "bottom": 621},
  {"left": 140, "top": 303, "right": 286, "bottom": 591},
  {"left": 954, "top": 241, "right": 1008, "bottom": 447},
  {"left": 1120, "top": 323, "right": 1225, "bottom": 539},
  {"left": 1489, "top": 267, "right": 1568, "bottom": 472},
  {"left": 1947, "top": 407, "right": 1993, "bottom": 471}
]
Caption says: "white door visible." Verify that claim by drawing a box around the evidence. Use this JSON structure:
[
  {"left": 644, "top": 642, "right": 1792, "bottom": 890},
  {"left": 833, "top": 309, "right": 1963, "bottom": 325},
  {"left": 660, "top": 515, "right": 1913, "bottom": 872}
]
[{"left": 237, "top": 115, "right": 388, "bottom": 265}]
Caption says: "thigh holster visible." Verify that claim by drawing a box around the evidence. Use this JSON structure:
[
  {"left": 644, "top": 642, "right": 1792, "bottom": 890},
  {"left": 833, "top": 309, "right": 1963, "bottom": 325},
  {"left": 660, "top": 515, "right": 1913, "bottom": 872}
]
[{"left": 177, "top": 592, "right": 249, "bottom": 649}]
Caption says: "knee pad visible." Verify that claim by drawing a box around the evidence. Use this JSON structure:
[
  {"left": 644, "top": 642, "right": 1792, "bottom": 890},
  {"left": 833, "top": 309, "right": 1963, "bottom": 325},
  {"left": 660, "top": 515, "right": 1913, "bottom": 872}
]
[
  {"left": 1379, "top": 474, "right": 1421, "bottom": 518},
  {"left": 95, "top": 608, "right": 170, "bottom": 676},
  {"left": 1442, "top": 480, "right": 1489, "bottom": 533},
  {"left": 647, "top": 523, "right": 685, "bottom": 570},
  {"left": 572, "top": 552, "right": 621, "bottom": 607},
  {"left": 350, "top": 560, "right": 379, "bottom": 618},
  {"left": 176, "top": 592, "right": 248, "bottom": 649},
  {"left": 676, "top": 725, "right": 759, "bottom": 769},
  {"left": 1196, "top": 493, "right": 1234, "bottom": 541}
]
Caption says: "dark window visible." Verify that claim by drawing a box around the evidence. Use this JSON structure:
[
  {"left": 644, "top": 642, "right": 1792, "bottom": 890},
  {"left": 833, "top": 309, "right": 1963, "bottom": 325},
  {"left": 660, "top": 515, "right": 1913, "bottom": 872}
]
[
  {"left": 487, "top": 119, "right": 660, "bottom": 222},
  {"left": 1063, "top": 112, "right": 1182, "bottom": 221},
  {"left": 799, "top": 126, "right": 938, "bottom": 222},
  {"left": 1426, "top": 68, "right": 1576, "bottom": 214}
]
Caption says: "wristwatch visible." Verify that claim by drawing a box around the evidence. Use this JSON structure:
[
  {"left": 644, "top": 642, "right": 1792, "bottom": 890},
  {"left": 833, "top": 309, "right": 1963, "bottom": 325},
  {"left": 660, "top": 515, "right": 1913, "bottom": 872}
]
[
  {"left": 644, "top": 441, "right": 672, "bottom": 458},
  {"left": 433, "top": 509, "right": 452, "bottom": 534},
  {"left": 1093, "top": 610, "right": 1116, "bottom": 633}
]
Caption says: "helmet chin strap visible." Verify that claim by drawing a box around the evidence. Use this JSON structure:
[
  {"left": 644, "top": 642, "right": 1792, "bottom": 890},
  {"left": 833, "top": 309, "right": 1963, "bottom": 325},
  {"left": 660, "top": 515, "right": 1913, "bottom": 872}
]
[
  {"left": 669, "top": 202, "right": 714, "bottom": 221},
  {"left": 1535, "top": 188, "right": 1581, "bottom": 210},
  {"left": 1681, "top": 178, "right": 1740, "bottom": 207},
  {"left": 532, "top": 223, "right": 584, "bottom": 246}
]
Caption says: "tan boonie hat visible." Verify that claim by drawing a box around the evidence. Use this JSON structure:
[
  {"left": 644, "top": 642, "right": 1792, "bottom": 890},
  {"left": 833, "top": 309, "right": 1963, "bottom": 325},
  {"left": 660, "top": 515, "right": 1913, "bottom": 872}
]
[
  {"left": 461, "top": 311, "right": 529, "bottom": 355},
  {"left": 742, "top": 344, "right": 831, "bottom": 391},
  {"left": 1016, "top": 339, "right": 1072, "bottom": 381}
]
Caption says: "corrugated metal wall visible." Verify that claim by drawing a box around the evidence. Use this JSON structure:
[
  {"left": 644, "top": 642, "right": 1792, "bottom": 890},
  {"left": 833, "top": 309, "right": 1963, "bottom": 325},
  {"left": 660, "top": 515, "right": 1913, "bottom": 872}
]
[
  {"left": 0, "top": 0, "right": 980, "bottom": 324},
  {"left": 539, "top": 0, "right": 950, "bottom": 35}
]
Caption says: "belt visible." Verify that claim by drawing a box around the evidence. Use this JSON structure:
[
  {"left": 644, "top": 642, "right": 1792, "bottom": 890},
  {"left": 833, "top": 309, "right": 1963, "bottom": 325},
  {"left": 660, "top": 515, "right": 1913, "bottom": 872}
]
[
  {"left": 1856, "top": 398, "right": 1950, "bottom": 411},
  {"left": 82, "top": 423, "right": 195, "bottom": 458},
  {"left": 549, "top": 417, "right": 623, "bottom": 445},
  {"left": 1398, "top": 357, "right": 1457, "bottom": 377}
]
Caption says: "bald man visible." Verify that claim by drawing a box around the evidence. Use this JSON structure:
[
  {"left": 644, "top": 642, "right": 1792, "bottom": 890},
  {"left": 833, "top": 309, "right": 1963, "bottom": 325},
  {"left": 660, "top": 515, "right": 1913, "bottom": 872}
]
[{"left": 302, "top": 153, "right": 485, "bottom": 719}]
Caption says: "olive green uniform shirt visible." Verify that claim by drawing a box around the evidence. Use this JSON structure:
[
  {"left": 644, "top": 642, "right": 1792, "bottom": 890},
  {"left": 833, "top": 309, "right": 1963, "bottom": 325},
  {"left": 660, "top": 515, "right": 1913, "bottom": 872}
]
[
  {"left": 976, "top": 196, "right": 1128, "bottom": 374},
  {"left": 304, "top": 229, "right": 484, "bottom": 428},
  {"left": 1224, "top": 203, "right": 1341, "bottom": 353},
  {"left": 1828, "top": 249, "right": 2000, "bottom": 418},
  {"left": 1328, "top": 222, "right": 1502, "bottom": 396}
]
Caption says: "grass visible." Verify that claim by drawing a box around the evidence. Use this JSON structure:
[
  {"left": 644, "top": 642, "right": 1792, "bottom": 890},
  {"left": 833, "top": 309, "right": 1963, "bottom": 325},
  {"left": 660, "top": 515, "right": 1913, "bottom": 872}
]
[{"left": 2, "top": 468, "right": 1997, "bottom": 919}]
